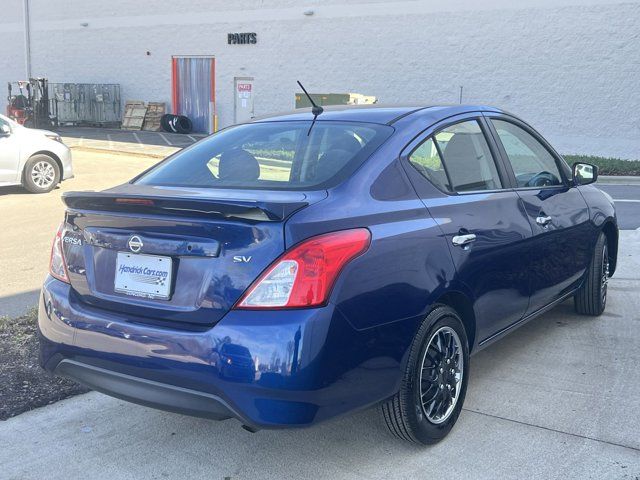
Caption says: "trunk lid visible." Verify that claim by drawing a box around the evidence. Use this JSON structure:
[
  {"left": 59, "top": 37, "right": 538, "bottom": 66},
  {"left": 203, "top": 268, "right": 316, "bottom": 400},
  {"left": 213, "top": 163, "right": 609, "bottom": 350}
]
[{"left": 61, "top": 184, "right": 325, "bottom": 327}]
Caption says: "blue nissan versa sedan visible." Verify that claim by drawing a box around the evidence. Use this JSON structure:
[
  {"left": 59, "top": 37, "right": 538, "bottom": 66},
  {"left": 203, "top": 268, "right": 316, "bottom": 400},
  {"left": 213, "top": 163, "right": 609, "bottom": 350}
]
[{"left": 39, "top": 105, "right": 618, "bottom": 444}]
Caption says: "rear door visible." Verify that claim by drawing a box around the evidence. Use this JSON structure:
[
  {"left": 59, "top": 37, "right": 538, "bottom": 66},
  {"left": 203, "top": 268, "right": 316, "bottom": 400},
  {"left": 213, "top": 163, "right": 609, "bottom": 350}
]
[
  {"left": 402, "top": 114, "right": 533, "bottom": 342},
  {"left": 484, "top": 114, "right": 592, "bottom": 314}
]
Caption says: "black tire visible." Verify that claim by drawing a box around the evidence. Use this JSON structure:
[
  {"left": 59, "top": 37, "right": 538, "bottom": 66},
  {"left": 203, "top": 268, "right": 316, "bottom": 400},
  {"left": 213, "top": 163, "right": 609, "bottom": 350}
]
[
  {"left": 169, "top": 116, "right": 179, "bottom": 133},
  {"left": 160, "top": 114, "right": 193, "bottom": 134},
  {"left": 175, "top": 115, "right": 193, "bottom": 134},
  {"left": 380, "top": 305, "right": 470, "bottom": 445},
  {"left": 160, "top": 114, "right": 173, "bottom": 132},
  {"left": 574, "top": 232, "right": 609, "bottom": 316},
  {"left": 23, "top": 154, "right": 60, "bottom": 193}
]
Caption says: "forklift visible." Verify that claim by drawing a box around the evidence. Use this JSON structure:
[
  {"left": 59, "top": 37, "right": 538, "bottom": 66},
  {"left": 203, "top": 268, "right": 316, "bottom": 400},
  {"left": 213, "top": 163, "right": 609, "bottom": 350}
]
[{"left": 6, "top": 77, "right": 57, "bottom": 128}]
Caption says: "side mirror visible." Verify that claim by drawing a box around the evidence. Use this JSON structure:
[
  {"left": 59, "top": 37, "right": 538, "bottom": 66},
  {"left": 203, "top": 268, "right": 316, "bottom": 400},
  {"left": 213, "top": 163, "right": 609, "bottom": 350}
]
[
  {"left": 0, "top": 124, "right": 10, "bottom": 136},
  {"left": 572, "top": 162, "right": 598, "bottom": 186}
]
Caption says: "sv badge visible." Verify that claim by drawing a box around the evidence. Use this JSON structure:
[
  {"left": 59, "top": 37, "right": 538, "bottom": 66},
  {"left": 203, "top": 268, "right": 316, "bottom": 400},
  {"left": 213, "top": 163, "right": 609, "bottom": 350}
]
[{"left": 233, "top": 255, "right": 252, "bottom": 263}]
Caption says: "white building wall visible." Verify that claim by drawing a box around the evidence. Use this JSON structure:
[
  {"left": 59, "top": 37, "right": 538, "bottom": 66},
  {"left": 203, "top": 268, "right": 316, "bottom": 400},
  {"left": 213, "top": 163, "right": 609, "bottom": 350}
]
[
  {"left": 0, "top": 2, "right": 27, "bottom": 114},
  {"left": 1, "top": 0, "right": 639, "bottom": 158}
]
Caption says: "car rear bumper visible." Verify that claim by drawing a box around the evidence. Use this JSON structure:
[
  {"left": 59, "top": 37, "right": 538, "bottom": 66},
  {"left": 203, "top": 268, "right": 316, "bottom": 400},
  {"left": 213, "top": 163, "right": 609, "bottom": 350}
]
[
  {"left": 38, "top": 276, "right": 406, "bottom": 428},
  {"left": 54, "top": 359, "right": 239, "bottom": 421}
]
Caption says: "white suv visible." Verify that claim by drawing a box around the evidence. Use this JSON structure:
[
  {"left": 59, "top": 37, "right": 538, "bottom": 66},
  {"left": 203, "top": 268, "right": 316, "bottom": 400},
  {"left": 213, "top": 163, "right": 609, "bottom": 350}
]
[{"left": 0, "top": 114, "right": 73, "bottom": 193}]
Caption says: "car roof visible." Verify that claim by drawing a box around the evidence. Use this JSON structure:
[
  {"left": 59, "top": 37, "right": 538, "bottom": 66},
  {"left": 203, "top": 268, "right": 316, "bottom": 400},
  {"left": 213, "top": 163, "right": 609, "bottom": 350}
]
[{"left": 253, "top": 104, "right": 505, "bottom": 125}]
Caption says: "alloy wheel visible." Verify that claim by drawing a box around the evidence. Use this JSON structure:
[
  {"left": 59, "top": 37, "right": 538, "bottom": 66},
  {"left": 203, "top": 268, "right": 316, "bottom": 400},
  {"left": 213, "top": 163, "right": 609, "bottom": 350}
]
[
  {"left": 31, "top": 161, "right": 56, "bottom": 189},
  {"left": 601, "top": 245, "right": 609, "bottom": 306},
  {"left": 419, "top": 326, "right": 464, "bottom": 424}
]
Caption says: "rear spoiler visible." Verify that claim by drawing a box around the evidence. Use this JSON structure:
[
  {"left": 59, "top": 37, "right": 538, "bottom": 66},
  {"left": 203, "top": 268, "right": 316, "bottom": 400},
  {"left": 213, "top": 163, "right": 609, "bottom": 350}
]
[{"left": 62, "top": 192, "right": 307, "bottom": 222}]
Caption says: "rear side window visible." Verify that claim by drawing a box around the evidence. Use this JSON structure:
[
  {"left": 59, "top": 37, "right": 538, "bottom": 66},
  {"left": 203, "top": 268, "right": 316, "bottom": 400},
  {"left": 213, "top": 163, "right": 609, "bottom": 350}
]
[
  {"left": 136, "top": 121, "right": 393, "bottom": 190},
  {"left": 409, "top": 120, "right": 502, "bottom": 193},
  {"left": 491, "top": 119, "right": 563, "bottom": 188},
  {"left": 408, "top": 138, "right": 450, "bottom": 192}
]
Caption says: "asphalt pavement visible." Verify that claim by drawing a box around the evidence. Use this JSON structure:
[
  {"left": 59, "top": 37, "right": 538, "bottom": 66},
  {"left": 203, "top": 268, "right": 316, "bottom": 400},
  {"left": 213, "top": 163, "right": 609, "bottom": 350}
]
[
  {"left": 0, "top": 150, "right": 160, "bottom": 318},
  {"left": 597, "top": 184, "right": 640, "bottom": 230},
  {"left": 1, "top": 229, "right": 638, "bottom": 479},
  {"left": 54, "top": 127, "right": 201, "bottom": 159},
  {"left": 57, "top": 126, "right": 205, "bottom": 148}
]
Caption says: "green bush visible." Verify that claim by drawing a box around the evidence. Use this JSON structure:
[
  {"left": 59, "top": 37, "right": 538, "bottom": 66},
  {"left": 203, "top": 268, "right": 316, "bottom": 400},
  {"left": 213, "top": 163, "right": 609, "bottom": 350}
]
[
  {"left": 245, "top": 148, "right": 294, "bottom": 162},
  {"left": 564, "top": 155, "right": 640, "bottom": 176}
]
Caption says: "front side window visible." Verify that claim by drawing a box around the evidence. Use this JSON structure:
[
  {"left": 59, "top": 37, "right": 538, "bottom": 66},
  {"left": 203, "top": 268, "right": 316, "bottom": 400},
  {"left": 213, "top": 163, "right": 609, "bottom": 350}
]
[
  {"left": 409, "top": 120, "right": 502, "bottom": 193},
  {"left": 491, "top": 120, "right": 563, "bottom": 188},
  {"left": 0, "top": 114, "right": 18, "bottom": 130},
  {"left": 0, "top": 116, "right": 11, "bottom": 133},
  {"left": 136, "top": 121, "right": 393, "bottom": 190}
]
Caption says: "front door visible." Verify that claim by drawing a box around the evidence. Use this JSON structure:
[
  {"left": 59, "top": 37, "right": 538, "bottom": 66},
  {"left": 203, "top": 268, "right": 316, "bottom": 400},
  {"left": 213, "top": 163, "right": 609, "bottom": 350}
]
[
  {"left": 402, "top": 115, "right": 533, "bottom": 342},
  {"left": 485, "top": 115, "right": 592, "bottom": 314},
  {"left": 234, "top": 77, "right": 254, "bottom": 124},
  {"left": 0, "top": 117, "right": 19, "bottom": 183}
]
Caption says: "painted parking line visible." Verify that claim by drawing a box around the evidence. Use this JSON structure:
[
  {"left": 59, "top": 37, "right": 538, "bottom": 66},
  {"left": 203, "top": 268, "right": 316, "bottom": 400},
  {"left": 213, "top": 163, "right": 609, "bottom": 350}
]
[{"left": 158, "top": 133, "right": 173, "bottom": 146}]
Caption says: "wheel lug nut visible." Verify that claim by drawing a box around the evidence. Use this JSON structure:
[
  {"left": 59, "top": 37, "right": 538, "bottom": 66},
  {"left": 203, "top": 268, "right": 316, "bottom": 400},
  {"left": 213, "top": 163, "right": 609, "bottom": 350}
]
[
  {"left": 440, "top": 384, "right": 443, "bottom": 389},
  {"left": 446, "top": 359, "right": 450, "bottom": 364}
]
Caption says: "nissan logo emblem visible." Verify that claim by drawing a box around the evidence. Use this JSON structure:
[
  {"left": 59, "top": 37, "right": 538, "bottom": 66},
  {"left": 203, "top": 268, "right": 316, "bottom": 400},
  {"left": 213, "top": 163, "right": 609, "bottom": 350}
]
[{"left": 128, "top": 235, "right": 143, "bottom": 253}]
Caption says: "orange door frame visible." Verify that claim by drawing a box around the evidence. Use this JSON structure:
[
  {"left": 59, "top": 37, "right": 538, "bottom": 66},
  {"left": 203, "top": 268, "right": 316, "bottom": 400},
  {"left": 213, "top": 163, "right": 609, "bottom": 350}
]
[{"left": 171, "top": 56, "right": 217, "bottom": 131}]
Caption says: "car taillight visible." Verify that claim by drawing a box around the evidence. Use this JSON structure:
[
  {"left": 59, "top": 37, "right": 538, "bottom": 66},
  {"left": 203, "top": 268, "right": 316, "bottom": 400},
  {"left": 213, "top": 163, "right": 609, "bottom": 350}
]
[
  {"left": 49, "top": 223, "right": 70, "bottom": 283},
  {"left": 236, "top": 228, "right": 371, "bottom": 309}
]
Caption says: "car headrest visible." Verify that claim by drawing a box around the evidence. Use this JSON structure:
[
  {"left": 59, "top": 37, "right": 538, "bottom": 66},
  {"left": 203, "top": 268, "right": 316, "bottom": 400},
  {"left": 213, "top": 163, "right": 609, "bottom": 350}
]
[
  {"left": 218, "top": 149, "right": 260, "bottom": 182},
  {"left": 443, "top": 133, "right": 497, "bottom": 190},
  {"left": 443, "top": 134, "right": 477, "bottom": 163},
  {"left": 329, "top": 133, "right": 361, "bottom": 154}
]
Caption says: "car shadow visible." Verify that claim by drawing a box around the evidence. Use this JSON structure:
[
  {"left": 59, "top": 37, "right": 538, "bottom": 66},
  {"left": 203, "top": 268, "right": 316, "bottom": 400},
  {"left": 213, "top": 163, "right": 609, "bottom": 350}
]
[
  {"left": 0, "top": 185, "right": 27, "bottom": 197},
  {"left": 468, "top": 299, "right": 581, "bottom": 383},
  {"left": 0, "top": 184, "right": 62, "bottom": 197}
]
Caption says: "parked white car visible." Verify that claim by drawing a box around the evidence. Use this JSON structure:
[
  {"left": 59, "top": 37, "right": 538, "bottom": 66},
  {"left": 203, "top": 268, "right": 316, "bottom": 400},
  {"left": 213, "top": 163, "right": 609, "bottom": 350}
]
[{"left": 0, "top": 114, "right": 73, "bottom": 193}]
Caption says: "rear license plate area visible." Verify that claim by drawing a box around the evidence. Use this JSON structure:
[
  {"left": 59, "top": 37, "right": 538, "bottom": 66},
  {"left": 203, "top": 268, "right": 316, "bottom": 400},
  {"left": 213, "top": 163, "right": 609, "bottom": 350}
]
[{"left": 114, "top": 252, "right": 173, "bottom": 300}]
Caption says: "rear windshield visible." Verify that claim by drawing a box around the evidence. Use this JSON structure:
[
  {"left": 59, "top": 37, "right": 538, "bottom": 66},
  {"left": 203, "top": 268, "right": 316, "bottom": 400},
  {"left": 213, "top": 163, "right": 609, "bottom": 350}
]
[{"left": 135, "top": 121, "right": 393, "bottom": 190}]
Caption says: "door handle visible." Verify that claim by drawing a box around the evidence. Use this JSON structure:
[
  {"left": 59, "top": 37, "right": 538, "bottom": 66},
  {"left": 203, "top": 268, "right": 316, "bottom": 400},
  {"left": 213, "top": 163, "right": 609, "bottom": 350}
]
[
  {"left": 536, "top": 215, "right": 552, "bottom": 227},
  {"left": 452, "top": 233, "right": 477, "bottom": 247}
]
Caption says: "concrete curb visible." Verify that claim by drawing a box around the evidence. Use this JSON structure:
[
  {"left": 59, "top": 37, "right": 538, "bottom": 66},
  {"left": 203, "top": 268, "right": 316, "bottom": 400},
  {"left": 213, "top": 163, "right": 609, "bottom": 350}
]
[{"left": 598, "top": 175, "right": 640, "bottom": 185}]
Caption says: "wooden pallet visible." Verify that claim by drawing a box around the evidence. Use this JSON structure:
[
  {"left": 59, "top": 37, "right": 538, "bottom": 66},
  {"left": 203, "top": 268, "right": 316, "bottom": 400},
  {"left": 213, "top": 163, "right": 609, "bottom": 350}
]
[
  {"left": 142, "top": 102, "right": 166, "bottom": 131},
  {"left": 121, "top": 100, "right": 147, "bottom": 130}
]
